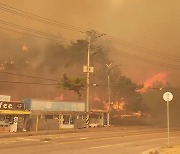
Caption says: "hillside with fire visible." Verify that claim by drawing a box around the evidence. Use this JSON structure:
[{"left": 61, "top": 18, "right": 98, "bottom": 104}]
[{"left": 0, "top": 35, "right": 179, "bottom": 127}]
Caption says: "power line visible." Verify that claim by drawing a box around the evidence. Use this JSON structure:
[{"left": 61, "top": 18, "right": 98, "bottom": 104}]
[
  {"left": 1, "top": 71, "right": 59, "bottom": 82},
  {"left": 0, "top": 26, "right": 70, "bottom": 42},
  {"left": 110, "top": 48, "right": 180, "bottom": 70},
  {"left": 0, "top": 3, "right": 86, "bottom": 32},
  {"left": 0, "top": 19, "right": 75, "bottom": 42},
  {"left": 91, "top": 83, "right": 180, "bottom": 90},
  {"left": 106, "top": 35, "right": 180, "bottom": 62},
  {"left": 0, "top": 80, "right": 58, "bottom": 85}
]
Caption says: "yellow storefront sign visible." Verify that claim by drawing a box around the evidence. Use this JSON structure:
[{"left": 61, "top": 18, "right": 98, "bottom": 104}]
[{"left": 0, "top": 110, "right": 31, "bottom": 115}]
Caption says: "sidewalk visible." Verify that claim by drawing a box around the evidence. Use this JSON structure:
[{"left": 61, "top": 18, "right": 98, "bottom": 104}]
[
  {"left": 157, "top": 145, "right": 180, "bottom": 154},
  {"left": 143, "top": 145, "right": 180, "bottom": 154},
  {"left": 0, "top": 127, "right": 112, "bottom": 138}
]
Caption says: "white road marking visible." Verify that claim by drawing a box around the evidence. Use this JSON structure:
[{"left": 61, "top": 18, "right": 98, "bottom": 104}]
[
  {"left": 80, "top": 138, "right": 87, "bottom": 140},
  {"left": 16, "top": 137, "right": 39, "bottom": 141},
  {"left": 89, "top": 142, "right": 129, "bottom": 149},
  {"left": 89, "top": 136, "right": 180, "bottom": 150}
]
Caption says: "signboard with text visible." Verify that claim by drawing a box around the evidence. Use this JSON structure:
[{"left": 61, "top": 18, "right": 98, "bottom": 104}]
[{"left": 0, "top": 102, "right": 24, "bottom": 110}]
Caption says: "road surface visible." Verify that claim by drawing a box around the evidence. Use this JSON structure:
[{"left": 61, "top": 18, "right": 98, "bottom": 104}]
[{"left": 0, "top": 127, "right": 180, "bottom": 154}]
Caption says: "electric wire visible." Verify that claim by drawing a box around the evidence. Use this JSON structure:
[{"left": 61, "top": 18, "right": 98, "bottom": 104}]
[
  {"left": 0, "top": 80, "right": 58, "bottom": 85},
  {"left": 0, "top": 4, "right": 86, "bottom": 32},
  {"left": 0, "top": 71, "right": 59, "bottom": 82},
  {"left": 91, "top": 83, "right": 180, "bottom": 90},
  {"left": 0, "top": 19, "right": 75, "bottom": 41},
  {"left": 111, "top": 48, "right": 180, "bottom": 70},
  {"left": 106, "top": 35, "right": 180, "bottom": 61},
  {"left": 0, "top": 79, "right": 179, "bottom": 90},
  {"left": 0, "top": 26, "right": 70, "bottom": 43}
]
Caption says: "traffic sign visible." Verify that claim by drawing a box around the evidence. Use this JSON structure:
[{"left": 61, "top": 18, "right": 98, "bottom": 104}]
[{"left": 163, "top": 92, "right": 173, "bottom": 102}]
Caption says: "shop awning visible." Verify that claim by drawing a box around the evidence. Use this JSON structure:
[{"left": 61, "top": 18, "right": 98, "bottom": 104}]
[{"left": 0, "top": 110, "right": 31, "bottom": 115}]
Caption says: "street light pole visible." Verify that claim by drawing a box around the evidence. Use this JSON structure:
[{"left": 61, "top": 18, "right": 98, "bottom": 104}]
[{"left": 106, "top": 64, "right": 122, "bottom": 126}]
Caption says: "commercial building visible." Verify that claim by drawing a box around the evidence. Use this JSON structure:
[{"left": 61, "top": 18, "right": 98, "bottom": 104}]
[
  {"left": 0, "top": 98, "right": 109, "bottom": 132},
  {"left": 23, "top": 99, "right": 109, "bottom": 131}
]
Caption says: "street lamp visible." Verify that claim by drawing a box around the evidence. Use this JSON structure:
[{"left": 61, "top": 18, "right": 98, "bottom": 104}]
[{"left": 106, "top": 64, "right": 121, "bottom": 126}]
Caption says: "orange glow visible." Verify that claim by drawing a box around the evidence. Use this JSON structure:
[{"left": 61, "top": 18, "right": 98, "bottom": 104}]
[
  {"left": 114, "top": 111, "right": 150, "bottom": 119},
  {"left": 93, "top": 93, "right": 101, "bottom": 102},
  {"left": 112, "top": 101, "right": 125, "bottom": 111},
  {"left": 103, "top": 99, "right": 125, "bottom": 112},
  {"left": 103, "top": 101, "right": 110, "bottom": 111},
  {"left": 132, "top": 111, "right": 142, "bottom": 117},
  {"left": 139, "top": 72, "right": 168, "bottom": 92},
  {"left": 0, "top": 64, "right": 5, "bottom": 70},
  {"left": 54, "top": 94, "right": 64, "bottom": 100},
  {"left": 22, "top": 45, "right": 29, "bottom": 52}
]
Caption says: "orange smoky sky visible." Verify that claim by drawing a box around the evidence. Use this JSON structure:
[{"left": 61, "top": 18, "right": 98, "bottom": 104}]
[{"left": 0, "top": 0, "right": 180, "bottom": 86}]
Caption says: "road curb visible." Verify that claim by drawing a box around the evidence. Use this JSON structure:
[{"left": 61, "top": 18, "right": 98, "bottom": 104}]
[{"left": 0, "top": 127, "right": 113, "bottom": 139}]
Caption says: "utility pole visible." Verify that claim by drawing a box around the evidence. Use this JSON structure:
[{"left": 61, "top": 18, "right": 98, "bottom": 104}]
[
  {"left": 84, "top": 30, "right": 93, "bottom": 127},
  {"left": 86, "top": 32, "right": 91, "bottom": 113},
  {"left": 83, "top": 30, "right": 105, "bottom": 127},
  {"left": 106, "top": 63, "right": 112, "bottom": 126}
]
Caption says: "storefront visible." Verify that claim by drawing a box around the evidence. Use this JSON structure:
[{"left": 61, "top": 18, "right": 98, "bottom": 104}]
[
  {"left": 23, "top": 99, "right": 86, "bottom": 131},
  {"left": 89, "top": 109, "right": 109, "bottom": 127},
  {"left": 0, "top": 101, "right": 31, "bottom": 132}
]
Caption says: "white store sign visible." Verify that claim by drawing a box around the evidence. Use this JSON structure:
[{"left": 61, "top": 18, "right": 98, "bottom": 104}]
[{"left": 0, "top": 95, "right": 11, "bottom": 102}]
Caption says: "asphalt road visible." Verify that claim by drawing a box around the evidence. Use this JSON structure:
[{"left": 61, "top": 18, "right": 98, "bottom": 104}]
[{"left": 0, "top": 127, "right": 180, "bottom": 154}]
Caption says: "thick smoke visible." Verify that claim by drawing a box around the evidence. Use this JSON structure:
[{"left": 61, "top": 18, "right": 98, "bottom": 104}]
[{"left": 0, "top": 34, "right": 109, "bottom": 101}]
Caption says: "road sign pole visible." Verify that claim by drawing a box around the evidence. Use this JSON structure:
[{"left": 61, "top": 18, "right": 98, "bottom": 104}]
[
  {"left": 167, "top": 99, "right": 170, "bottom": 148},
  {"left": 163, "top": 92, "right": 173, "bottom": 148}
]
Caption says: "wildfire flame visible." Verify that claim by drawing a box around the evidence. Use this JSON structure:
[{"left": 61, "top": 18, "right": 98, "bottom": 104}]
[
  {"left": 22, "top": 45, "right": 29, "bottom": 52},
  {"left": 139, "top": 72, "right": 168, "bottom": 93},
  {"left": 54, "top": 94, "right": 64, "bottom": 101},
  {"left": 112, "top": 101, "right": 125, "bottom": 111}
]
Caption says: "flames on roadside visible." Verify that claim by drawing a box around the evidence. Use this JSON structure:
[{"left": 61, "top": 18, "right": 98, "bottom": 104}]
[
  {"left": 138, "top": 72, "right": 168, "bottom": 93},
  {"left": 102, "top": 100, "right": 148, "bottom": 119}
]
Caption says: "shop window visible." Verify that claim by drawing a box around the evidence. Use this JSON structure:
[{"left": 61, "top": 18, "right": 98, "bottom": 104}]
[
  {"left": 45, "top": 115, "right": 53, "bottom": 119},
  {"left": 82, "top": 115, "right": 86, "bottom": 120},
  {"left": 70, "top": 115, "right": 75, "bottom": 124},
  {"left": 63, "top": 115, "right": 70, "bottom": 125},
  {"left": 78, "top": 115, "right": 84, "bottom": 120},
  {"left": 53, "top": 115, "right": 59, "bottom": 120}
]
